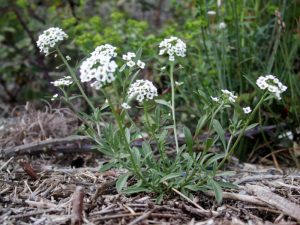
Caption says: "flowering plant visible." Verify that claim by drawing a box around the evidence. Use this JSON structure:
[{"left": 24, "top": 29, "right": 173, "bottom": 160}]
[{"left": 39, "top": 27, "right": 287, "bottom": 203}]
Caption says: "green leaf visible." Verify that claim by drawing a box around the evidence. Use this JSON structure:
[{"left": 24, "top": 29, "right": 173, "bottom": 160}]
[
  {"left": 155, "top": 99, "right": 172, "bottom": 110},
  {"left": 68, "top": 94, "right": 83, "bottom": 100},
  {"left": 119, "top": 64, "right": 127, "bottom": 72},
  {"left": 100, "top": 102, "right": 109, "bottom": 110},
  {"left": 99, "top": 162, "right": 114, "bottom": 172},
  {"left": 204, "top": 138, "right": 214, "bottom": 152},
  {"left": 185, "top": 184, "right": 203, "bottom": 192},
  {"left": 212, "top": 119, "right": 226, "bottom": 150},
  {"left": 209, "top": 179, "right": 223, "bottom": 203},
  {"left": 122, "top": 187, "right": 150, "bottom": 194},
  {"left": 132, "top": 147, "right": 141, "bottom": 167},
  {"left": 204, "top": 153, "right": 225, "bottom": 168},
  {"left": 156, "top": 193, "right": 164, "bottom": 204},
  {"left": 125, "top": 128, "right": 131, "bottom": 143},
  {"left": 195, "top": 114, "right": 208, "bottom": 136},
  {"left": 116, "top": 174, "right": 130, "bottom": 193},
  {"left": 135, "top": 47, "right": 143, "bottom": 59},
  {"left": 217, "top": 181, "right": 239, "bottom": 189},
  {"left": 160, "top": 172, "right": 182, "bottom": 183},
  {"left": 235, "top": 123, "right": 259, "bottom": 136},
  {"left": 183, "top": 126, "right": 193, "bottom": 153}
]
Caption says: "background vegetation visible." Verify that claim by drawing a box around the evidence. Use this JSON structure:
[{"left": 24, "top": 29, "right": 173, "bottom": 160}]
[{"left": 1, "top": 0, "right": 299, "bottom": 165}]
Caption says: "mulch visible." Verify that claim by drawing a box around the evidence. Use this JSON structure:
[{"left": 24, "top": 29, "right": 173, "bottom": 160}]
[{"left": 0, "top": 150, "right": 299, "bottom": 225}]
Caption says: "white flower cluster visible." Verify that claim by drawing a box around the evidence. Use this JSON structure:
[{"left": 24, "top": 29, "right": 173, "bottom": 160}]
[
  {"left": 79, "top": 44, "right": 118, "bottom": 89},
  {"left": 243, "top": 107, "right": 252, "bottom": 114},
  {"left": 159, "top": 36, "right": 186, "bottom": 61},
  {"left": 211, "top": 89, "right": 237, "bottom": 103},
  {"left": 37, "top": 27, "right": 68, "bottom": 55},
  {"left": 51, "top": 94, "right": 58, "bottom": 101},
  {"left": 221, "top": 89, "right": 238, "bottom": 103},
  {"left": 51, "top": 76, "right": 73, "bottom": 86},
  {"left": 211, "top": 96, "right": 219, "bottom": 102},
  {"left": 121, "top": 103, "right": 131, "bottom": 109},
  {"left": 128, "top": 80, "right": 158, "bottom": 102},
  {"left": 256, "top": 75, "right": 287, "bottom": 100},
  {"left": 219, "top": 22, "right": 227, "bottom": 29},
  {"left": 122, "top": 52, "right": 145, "bottom": 69}
]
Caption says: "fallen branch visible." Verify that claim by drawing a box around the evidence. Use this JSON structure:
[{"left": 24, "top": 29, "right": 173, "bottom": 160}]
[
  {"left": 2, "top": 135, "right": 92, "bottom": 157},
  {"left": 203, "top": 190, "right": 267, "bottom": 206},
  {"left": 246, "top": 184, "right": 300, "bottom": 222},
  {"left": 234, "top": 175, "right": 286, "bottom": 185}
]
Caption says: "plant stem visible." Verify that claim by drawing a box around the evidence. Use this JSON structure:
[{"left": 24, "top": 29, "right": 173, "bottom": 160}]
[
  {"left": 56, "top": 47, "right": 95, "bottom": 111},
  {"left": 102, "top": 90, "right": 150, "bottom": 187},
  {"left": 217, "top": 92, "right": 268, "bottom": 170},
  {"left": 169, "top": 62, "right": 179, "bottom": 154},
  {"left": 143, "top": 102, "right": 166, "bottom": 163}
]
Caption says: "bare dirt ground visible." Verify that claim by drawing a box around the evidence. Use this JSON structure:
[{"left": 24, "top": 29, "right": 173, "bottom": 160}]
[{"left": 1, "top": 105, "right": 300, "bottom": 225}]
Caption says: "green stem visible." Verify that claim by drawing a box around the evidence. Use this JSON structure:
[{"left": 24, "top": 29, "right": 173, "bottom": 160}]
[
  {"left": 102, "top": 90, "right": 150, "bottom": 186},
  {"left": 56, "top": 47, "right": 95, "bottom": 111},
  {"left": 183, "top": 102, "right": 225, "bottom": 187},
  {"left": 217, "top": 92, "right": 268, "bottom": 170},
  {"left": 169, "top": 62, "right": 180, "bottom": 154},
  {"left": 143, "top": 102, "right": 166, "bottom": 163}
]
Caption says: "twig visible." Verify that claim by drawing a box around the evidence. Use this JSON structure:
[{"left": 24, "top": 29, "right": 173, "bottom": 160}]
[
  {"left": 92, "top": 212, "right": 185, "bottom": 221},
  {"left": 127, "top": 208, "right": 156, "bottom": 225},
  {"left": 203, "top": 190, "right": 267, "bottom": 206},
  {"left": 164, "top": 182, "right": 218, "bottom": 217},
  {"left": 25, "top": 200, "right": 59, "bottom": 209},
  {"left": 0, "top": 156, "right": 14, "bottom": 170},
  {"left": 71, "top": 186, "right": 84, "bottom": 225},
  {"left": 234, "top": 175, "right": 285, "bottom": 185},
  {"left": 19, "top": 159, "right": 38, "bottom": 180},
  {"left": 182, "top": 204, "right": 218, "bottom": 218},
  {"left": 8, "top": 209, "right": 62, "bottom": 219}
]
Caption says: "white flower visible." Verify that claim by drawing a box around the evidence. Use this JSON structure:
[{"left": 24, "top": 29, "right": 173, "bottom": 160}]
[
  {"left": 128, "top": 79, "right": 158, "bottom": 103},
  {"left": 221, "top": 89, "right": 238, "bottom": 103},
  {"left": 51, "top": 93, "right": 58, "bottom": 101},
  {"left": 51, "top": 76, "right": 73, "bottom": 86},
  {"left": 159, "top": 36, "right": 186, "bottom": 61},
  {"left": 211, "top": 96, "right": 219, "bottom": 102},
  {"left": 66, "top": 55, "right": 71, "bottom": 61},
  {"left": 207, "top": 10, "right": 216, "bottom": 16},
  {"left": 161, "top": 66, "right": 166, "bottom": 71},
  {"left": 243, "top": 107, "right": 252, "bottom": 114},
  {"left": 127, "top": 60, "right": 135, "bottom": 67},
  {"left": 219, "top": 22, "right": 227, "bottom": 29},
  {"left": 79, "top": 44, "right": 118, "bottom": 89},
  {"left": 256, "top": 75, "right": 287, "bottom": 100},
  {"left": 175, "top": 81, "right": 184, "bottom": 86},
  {"left": 137, "top": 60, "right": 145, "bottom": 69},
  {"left": 121, "top": 103, "right": 131, "bottom": 109},
  {"left": 37, "top": 27, "right": 68, "bottom": 55},
  {"left": 122, "top": 52, "right": 136, "bottom": 61}
]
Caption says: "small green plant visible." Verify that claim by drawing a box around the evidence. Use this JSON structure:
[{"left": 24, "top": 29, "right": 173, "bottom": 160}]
[{"left": 37, "top": 27, "right": 287, "bottom": 203}]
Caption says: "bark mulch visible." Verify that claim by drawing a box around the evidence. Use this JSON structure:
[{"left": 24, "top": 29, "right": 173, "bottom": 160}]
[{"left": 0, "top": 149, "right": 299, "bottom": 225}]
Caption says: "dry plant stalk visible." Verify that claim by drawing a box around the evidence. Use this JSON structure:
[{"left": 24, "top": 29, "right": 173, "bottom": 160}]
[{"left": 71, "top": 186, "right": 84, "bottom": 225}]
